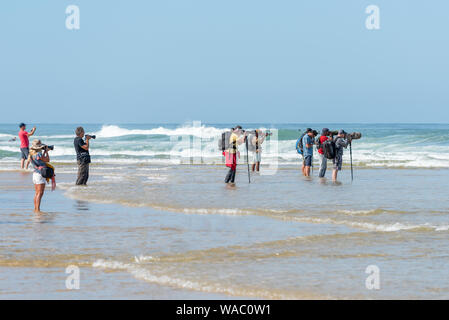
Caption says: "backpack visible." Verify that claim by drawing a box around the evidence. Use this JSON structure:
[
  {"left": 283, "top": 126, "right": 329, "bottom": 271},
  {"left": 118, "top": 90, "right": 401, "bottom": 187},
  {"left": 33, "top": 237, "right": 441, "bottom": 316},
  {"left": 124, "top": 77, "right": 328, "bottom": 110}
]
[
  {"left": 296, "top": 133, "right": 306, "bottom": 155},
  {"left": 247, "top": 134, "right": 256, "bottom": 152},
  {"left": 316, "top": 136, "right": 324, "bottom": 151},
  {"left": 218, "top": 131, "right": 232, "bottom": 152},
  {"left": 39, "top": 166, "right": 55, "bottom": 179},
  {"left": 322, "top": 139, "right": 336, "bottom": 160},
  {"left": 30, "top": 155, "right": 55, "bottom": 179}
]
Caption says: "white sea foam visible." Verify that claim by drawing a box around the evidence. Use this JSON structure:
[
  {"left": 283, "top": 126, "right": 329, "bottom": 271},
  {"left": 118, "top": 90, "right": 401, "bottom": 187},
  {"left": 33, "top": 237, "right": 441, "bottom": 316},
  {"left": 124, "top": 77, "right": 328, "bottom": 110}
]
[
  {"left": 2, "top": 124, "right": 449, "bottom": 168},
  {"left": 286, "top": 216, "right": 449, "bottom": 232},
  {"left": 94, "top": 124, "right": 224, "bottom": 139},
  {"left": 92, "top": 259, "right": 299, "bottom": 299}
]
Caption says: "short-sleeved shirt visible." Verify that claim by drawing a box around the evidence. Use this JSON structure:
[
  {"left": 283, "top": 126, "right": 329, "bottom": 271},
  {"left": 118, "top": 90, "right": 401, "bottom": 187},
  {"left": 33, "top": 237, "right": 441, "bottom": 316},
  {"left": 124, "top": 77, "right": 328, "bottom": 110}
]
[
  {"left": 74, "top": 137, "right": 89, "bottom": 160},
  {"left": 334, "top": 137, "right": 349, "bottom": 158},
  {"left": 302, "top": 134, "right": 313, "bottom": 157},
  {"left": 31, "top": 152, "right": 45, "bottom": 173},
  {"left": 318, "top": 135, "right": 328, "bottom": 154},
  {"left": 18, "top": 130, "right": 29, "bottom": 148},
  {"left": 229, "top": 133, "right": 239, "bottom": 154}
]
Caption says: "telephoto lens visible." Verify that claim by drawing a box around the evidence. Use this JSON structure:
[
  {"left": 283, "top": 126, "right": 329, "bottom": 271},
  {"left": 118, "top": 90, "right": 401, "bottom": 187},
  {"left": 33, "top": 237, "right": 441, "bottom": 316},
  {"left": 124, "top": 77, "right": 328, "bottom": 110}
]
[
  {"left": 87, "top": 135, "right": 96, "bottom": 139},
  {"left": 46, "top": 145, "right": 54, "bottom": 151},
  {"left": 349, "top": 132, "right": 362, "bottom": 140}
]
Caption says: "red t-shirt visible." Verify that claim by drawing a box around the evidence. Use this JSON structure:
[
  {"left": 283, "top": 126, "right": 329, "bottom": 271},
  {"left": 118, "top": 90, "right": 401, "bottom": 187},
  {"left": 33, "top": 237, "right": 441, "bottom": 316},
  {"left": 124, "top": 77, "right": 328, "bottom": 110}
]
[
  {"left": 18, "top": 130, "right": 29, "bottom": 148},
  {"left": 318, "top": 136, "right": 328, "bottom": 154}
]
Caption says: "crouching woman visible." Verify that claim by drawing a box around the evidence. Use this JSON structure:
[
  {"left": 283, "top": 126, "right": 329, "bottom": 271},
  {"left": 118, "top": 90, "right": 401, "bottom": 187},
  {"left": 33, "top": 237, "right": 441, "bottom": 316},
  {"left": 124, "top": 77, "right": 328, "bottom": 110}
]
[{"left": 28, "top": 139, "right": 56, "bottom": 213}]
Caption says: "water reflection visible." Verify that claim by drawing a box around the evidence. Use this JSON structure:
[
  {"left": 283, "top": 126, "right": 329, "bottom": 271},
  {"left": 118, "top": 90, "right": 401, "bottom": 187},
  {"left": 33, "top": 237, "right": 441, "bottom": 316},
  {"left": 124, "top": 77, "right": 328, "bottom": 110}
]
[{"left": 75, "top": 200, "right": 90, "bottom": 211}]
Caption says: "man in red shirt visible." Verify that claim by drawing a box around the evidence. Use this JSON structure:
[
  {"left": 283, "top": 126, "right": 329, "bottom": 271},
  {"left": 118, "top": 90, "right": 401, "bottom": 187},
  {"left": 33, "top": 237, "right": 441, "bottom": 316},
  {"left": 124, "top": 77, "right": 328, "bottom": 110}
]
[
  {"left": 317, "top": 128, "right": 330, "bottom": 178},
  {"left": 18, "top": 123, "right": 36, "bottom": 169}
]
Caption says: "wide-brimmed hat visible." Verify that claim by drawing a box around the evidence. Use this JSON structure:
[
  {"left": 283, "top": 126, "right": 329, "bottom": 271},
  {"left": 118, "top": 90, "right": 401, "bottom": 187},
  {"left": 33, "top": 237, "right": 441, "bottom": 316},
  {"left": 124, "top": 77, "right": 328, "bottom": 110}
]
[{"left": 30, "top": 139, "right": 44, "bottom": 151}]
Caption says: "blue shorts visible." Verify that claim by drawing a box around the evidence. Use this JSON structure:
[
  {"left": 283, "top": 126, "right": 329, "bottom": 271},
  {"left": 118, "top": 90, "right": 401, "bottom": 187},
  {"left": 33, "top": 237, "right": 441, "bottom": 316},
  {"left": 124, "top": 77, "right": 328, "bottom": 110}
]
[{"left": 303, "top": 155, "right": 312, "bottom": 167}]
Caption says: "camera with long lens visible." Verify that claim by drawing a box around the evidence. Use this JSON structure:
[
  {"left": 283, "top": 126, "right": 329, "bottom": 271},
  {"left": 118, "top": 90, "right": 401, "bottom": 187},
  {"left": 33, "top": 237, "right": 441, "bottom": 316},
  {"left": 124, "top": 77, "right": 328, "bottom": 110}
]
[
  {"left": 85, "top": 135, "right": 96, "bottom": 139},
  {"left": 329, "top": 130, "right": 339, "bottom": 136},
  {"left": 347, "top": 132, "right": 362, "bottom": 140},
  {"left": 43, "top": 144, "right": 54, "bottom": 151}
]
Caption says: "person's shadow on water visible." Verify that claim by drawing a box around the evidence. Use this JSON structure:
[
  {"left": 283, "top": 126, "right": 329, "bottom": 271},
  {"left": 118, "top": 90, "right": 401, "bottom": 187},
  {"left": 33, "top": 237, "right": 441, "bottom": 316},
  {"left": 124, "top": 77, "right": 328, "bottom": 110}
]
[{"left": 75, "top": 200, "right": 90, "bottom": 211}]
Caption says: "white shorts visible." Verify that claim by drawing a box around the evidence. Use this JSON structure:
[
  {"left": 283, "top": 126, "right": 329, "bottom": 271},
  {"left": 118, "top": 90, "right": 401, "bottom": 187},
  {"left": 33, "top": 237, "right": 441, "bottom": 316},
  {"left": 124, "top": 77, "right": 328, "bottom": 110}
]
[
  {"left": 33, "top": 172, "right": 46, "bottom": 185},
  {"left": 253, "top": 152, "right": 261, "bottom": 163}
]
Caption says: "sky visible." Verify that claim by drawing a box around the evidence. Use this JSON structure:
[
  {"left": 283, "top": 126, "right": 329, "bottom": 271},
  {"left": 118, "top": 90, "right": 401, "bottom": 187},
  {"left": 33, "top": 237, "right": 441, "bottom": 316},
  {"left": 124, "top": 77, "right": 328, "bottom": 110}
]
[{"left": 0, "top": 0, "right": 448, "bottom": 124}]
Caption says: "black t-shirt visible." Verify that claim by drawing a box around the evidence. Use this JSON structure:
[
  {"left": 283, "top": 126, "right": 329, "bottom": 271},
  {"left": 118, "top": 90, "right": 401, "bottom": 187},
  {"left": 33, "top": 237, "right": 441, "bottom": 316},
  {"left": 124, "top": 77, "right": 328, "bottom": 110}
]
[{"left": 74, "top": 137, "right": 89, "bottom": 160}]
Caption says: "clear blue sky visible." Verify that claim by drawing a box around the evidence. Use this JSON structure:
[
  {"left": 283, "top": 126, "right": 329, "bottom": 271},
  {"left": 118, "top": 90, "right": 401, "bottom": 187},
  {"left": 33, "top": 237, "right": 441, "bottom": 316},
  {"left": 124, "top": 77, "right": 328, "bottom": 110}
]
[{"left": 0, "top": 1, "right": 448, "bottom": 123}]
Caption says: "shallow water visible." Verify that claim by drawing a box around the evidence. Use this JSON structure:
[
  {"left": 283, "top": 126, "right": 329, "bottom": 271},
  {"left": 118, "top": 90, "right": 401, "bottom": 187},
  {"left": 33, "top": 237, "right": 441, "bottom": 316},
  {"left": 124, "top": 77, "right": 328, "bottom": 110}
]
[{"left": 1, "top": 161, "right": 448, "bottom": 299}]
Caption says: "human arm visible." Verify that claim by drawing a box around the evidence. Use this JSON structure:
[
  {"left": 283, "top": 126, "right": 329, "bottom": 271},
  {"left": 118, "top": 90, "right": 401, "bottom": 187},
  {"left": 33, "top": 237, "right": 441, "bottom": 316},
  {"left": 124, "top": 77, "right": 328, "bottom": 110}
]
[
  {"left": 39, "top": 150, "right": 50, "bottom": 163},
  {"left": 80, "top": 136, "right": 90, "bottom": 151},
  {"left": 336, "top": 137, "right": 349, "bottom": 149},
  {"left": 27, "top": 127, "right": 36, "bottom": 137},
  {"left": 305, "top": 136, "right": 313, "bottom": 148}
]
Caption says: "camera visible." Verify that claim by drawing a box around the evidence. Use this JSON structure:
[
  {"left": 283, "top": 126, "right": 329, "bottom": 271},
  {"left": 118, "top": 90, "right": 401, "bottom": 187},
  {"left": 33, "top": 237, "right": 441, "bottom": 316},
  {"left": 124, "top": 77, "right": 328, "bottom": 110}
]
[
  {"left": 329, "top": 130, "right": 339, "bottom": 136},
  {"left": 43, "top": 145, "right": 54, "bottom": 151},
  {"left": 86, "top": 135, "right": 96, "bottom": 139},
  {"left": 347, "top": 132, "right": 362, "bottom": 140}
]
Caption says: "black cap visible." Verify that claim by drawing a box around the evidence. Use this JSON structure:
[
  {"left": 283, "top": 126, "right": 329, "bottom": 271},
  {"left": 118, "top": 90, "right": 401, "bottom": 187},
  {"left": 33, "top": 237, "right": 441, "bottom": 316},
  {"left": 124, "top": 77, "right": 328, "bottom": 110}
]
[
  {"left": 19, "top": 123, "right": 26, "bottom": 128},
  {"left": 305, "top": 128, "right": 313, "bottom": 133}
]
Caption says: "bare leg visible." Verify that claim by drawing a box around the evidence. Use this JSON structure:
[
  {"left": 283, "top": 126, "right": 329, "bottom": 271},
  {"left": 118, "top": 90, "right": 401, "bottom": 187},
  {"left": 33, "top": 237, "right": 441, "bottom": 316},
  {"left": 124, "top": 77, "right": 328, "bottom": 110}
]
[
  {"left": 332, "top": 169, "right": 338, "bottom": 182},
  {"left": 256, "top": 162, "right": 260, "bottom": 172},
  {"left": 21, "top": 158, "right": 25, "bottom": 169},
  {"left": 252, "top": 163, "right": 256, "bottom": 172},
  {"left": 25, "top": 158, "right": 31, "bottom": 170},
  {"left": 305, "top": 166, "right": 311, "bottom": 177},
  {"left": 34, "top": 184, "right": 45, "bottom": 213}
]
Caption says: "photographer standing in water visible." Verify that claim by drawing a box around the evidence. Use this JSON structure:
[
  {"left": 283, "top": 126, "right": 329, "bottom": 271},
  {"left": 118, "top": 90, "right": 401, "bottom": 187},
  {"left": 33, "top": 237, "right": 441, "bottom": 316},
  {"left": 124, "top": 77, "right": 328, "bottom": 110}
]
[
  {"left": 251, "top": 129, "right": 270, "bottom": 172},
  {"left": 28, "top": 139, "right": 56, "bottom": 212},
  {"left": 332, "top": 130, "right": 350, "bottom": 182},
  {"left": 74, "top": 127, "right": 94, "bottom": 186},
  {"left": 224, "top": 126, "right": 248, "bottom": 185}
]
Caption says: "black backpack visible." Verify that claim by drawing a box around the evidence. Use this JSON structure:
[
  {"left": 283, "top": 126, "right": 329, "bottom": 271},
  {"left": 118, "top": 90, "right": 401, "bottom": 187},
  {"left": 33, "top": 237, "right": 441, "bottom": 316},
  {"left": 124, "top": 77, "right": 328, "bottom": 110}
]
[
  {"left": 30, "top": 156, "right": 55, "bottom": 179},
  {"left": 218, "top": 131, "right": 232, "bottom": 152},
  {"left": 40, "top": 166, "right": 55, "bottom": 179},
  {"left": 316, "top": 136, "right": 324, "bottom": 150},
  {"left": 322, "top": 139, "right": 336, "bottom": 159}
]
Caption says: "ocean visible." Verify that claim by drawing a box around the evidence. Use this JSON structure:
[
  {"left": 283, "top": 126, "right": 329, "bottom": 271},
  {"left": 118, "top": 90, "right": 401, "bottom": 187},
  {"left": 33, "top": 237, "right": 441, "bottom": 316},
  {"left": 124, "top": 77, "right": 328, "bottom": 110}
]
[
  {"left": 1, "top": 123, "right": 449, "bottom": 299},
  {"left": 1, "top": 123, "right": 449, "bottom": 168}
]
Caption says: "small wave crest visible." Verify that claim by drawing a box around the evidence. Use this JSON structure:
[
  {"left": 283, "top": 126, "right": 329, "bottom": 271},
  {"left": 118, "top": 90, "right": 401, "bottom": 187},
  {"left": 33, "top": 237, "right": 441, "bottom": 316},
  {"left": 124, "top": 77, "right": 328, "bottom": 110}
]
[
  {"left": 94, "top": 124, "right": 224, "bottom": 139},
  {"left": 92, "top": 259, "right": 321, "bottom": 299}
]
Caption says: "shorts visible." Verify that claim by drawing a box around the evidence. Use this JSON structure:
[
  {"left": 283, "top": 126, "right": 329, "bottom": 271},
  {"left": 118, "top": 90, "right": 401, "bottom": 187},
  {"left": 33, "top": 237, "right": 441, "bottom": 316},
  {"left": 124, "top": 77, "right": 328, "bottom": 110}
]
[
  {"left": 253, "top": 152, "right": 261, "bottom": 163},
  {"left": 33, "top": 172, "right": 46, "bottom": 185},
  {"left": 303, "top": 155, "right": 312, "bottom": 167},
  {"left": 333, "top": 157, "right": 343, "bottom": 171},
  {"left": 20, "top": 147, "right": 29, "bottom": 160}
]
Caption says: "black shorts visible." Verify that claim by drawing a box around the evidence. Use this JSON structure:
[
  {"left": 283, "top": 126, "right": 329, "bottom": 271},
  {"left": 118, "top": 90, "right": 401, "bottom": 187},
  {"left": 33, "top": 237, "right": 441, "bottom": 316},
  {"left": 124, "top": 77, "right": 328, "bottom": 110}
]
[{"left": 20, "top": 147, "right": 29, "bottom": 160}]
